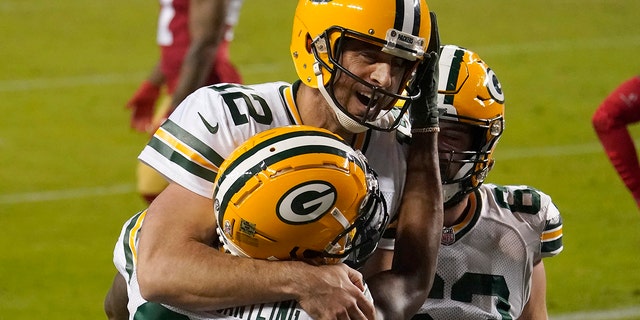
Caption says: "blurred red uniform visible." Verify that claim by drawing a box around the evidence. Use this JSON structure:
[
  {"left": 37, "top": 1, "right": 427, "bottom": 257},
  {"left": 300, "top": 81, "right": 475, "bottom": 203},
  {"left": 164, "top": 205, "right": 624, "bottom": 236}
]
[
  {"left": 157, "top": 0, "right": 243, "bottom": 93},
  {"left": 127, "top": 0, "right": 244, "bottom": 204},
  {"left": 592, "top": 75, "right": 640, "bottom": 208}
]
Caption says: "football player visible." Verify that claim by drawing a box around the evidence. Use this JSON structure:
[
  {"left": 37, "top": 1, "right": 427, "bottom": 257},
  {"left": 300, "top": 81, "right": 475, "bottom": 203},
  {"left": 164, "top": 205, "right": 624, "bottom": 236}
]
[
  {"left": 114, "top": 125, "right": 391, "bottom": 319},
  {"left": 105, "top": 0, "right": 443, "bottom": 319},
  {"left": 126, "top": 0, "right": 244, "bottom": 204},
  {"left": 365, "top": 45, "right": 564, "bottom": 319},
  {"left": 592, "top": 75, "right": 640, "bottom": 209}
]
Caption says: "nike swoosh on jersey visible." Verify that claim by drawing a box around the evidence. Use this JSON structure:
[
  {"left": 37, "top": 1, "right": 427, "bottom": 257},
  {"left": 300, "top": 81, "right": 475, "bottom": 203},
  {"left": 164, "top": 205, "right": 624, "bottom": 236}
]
[{"left": 198, "top": 112, "right": 219, "bottom": 134}]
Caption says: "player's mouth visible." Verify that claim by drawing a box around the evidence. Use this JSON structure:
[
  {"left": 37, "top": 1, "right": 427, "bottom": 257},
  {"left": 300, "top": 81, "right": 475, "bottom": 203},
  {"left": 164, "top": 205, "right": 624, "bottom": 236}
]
[{"left": 356, "top": 91, "right": 382, "bottom": 120}]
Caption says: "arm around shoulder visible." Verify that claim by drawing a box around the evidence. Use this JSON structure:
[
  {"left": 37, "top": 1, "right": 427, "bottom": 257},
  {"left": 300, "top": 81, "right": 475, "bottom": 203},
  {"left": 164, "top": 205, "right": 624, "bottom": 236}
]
[
  {"left": 136, "top": 182, "right": 298, "bottom": 310},
  {"left": 136, "top": 182, "right": 375, "bottom": 318}
]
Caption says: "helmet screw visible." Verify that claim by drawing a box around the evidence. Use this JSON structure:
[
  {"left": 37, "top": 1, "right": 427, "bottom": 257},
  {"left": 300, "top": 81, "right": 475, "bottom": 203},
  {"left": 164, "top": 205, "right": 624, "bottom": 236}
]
[
  {"left": 293, "top": 51, "right": 298, "bottom": 58},
  {"left": 490, "top": 121, "right": 503, "bottom": 136},
  {"left": 368, "top": 29, "right": 375, "bottom": 35}
]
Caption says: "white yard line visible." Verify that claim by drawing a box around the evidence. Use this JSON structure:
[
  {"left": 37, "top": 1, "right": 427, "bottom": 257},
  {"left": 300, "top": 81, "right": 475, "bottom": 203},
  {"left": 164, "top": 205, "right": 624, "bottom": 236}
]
[
  {"left": 0, "top": 63, "right": 290, "bottom": 92},
  {"left": 0, "top": 73, "right": 147, "bottom": 92},
  {"left": 498, "top": 142, "right": 604, "bottom": 160},
  {"left": 475, "top": 35, "right": 640, "bottom": 56},
  {"left": 551, "top": 306, "right": 640, "bottom": 320},
  {"left": 0, "top": 184, "right": 134, "bottom": 204}
]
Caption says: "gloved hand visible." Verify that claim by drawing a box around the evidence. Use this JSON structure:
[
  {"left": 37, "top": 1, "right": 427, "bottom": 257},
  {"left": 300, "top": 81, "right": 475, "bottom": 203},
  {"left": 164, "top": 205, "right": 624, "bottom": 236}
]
[
  {"left": 409, "top": 11, "right": 440, "bottom": 133},
  {"left": 126, "top": 80, "right": 161, "bottom": 133}
]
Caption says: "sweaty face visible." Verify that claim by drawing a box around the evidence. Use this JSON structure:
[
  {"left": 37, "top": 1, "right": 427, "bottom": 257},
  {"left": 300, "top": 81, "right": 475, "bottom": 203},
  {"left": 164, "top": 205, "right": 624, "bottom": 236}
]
[{"left": 331, "top": 38, "right": 414, "bottom": 122}]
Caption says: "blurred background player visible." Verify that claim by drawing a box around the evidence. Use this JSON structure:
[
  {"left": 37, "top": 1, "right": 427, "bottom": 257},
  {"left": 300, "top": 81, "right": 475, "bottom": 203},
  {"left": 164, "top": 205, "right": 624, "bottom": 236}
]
[
  {"left": 364, "top": 45, "right": 564, "bottom": 319},
  {"left": 126, "top": 0, "right": 244, "bottom": 203},
  {"left": 592, "top": 75, "right": 640, "bottom": 209}
]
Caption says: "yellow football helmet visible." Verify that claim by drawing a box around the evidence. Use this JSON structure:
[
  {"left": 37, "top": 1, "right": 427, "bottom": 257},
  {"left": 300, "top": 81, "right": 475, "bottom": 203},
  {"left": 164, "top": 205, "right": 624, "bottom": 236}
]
[
  {"left": 213, "top": 125, "right": 388, "bottom": 267},
  {"left": 437, "top": 44, "right": 505, "bottom": 207},
  {"left": 290, "top": 0, "right": 431, "bottom": 132}
]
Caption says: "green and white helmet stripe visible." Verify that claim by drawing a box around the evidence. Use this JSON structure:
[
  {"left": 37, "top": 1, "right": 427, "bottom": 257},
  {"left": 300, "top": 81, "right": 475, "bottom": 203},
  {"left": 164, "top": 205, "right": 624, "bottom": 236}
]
[{"left": 213, "top": 129, "right": 366, "bottom": 228}]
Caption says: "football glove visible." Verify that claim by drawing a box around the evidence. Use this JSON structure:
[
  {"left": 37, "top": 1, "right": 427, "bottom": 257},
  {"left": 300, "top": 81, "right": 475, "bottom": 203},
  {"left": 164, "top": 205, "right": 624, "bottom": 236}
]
[
  {"left": 126, "top": 80, "right": 161, "bottom": 133},
  {"left": 408, "top": 11, "right": 440, "bottom": 133}
]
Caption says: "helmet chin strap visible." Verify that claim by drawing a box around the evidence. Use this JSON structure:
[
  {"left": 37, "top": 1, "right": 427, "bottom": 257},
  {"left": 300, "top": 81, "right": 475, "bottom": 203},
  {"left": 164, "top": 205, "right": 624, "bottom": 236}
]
[{"left": 314, "top": 63, "right": 369, "bottom": 134}]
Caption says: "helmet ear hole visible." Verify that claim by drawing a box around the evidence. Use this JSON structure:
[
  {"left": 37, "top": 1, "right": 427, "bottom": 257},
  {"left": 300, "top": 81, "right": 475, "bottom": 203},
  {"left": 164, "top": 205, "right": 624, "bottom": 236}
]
[{"left": 305, "top": 33, "right": 313, "bottom": 53}]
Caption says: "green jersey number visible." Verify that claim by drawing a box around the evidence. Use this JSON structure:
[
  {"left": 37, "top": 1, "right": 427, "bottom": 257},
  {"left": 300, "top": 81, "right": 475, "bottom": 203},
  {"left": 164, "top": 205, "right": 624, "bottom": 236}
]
[
  {"left": 420, "top": 272, "right": 511, "bottom": 320},
  {"left": 211, "top": 84, "right": 274, "bottom": 126},
  {"left": 493, "top": 185, "right": 541, "bottom": 215}
]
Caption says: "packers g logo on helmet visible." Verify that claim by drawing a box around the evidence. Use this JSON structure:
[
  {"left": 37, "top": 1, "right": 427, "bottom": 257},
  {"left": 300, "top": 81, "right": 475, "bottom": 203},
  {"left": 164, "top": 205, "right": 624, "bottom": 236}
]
[
  {"left": 436, "top": 44, "right": 506, "bottom": 207},
  {"left": 213, "top": 125, "right": 388, "bottom": 266},
  {"left": 277, "top": 181, "right": 337, "bottom": 224}
]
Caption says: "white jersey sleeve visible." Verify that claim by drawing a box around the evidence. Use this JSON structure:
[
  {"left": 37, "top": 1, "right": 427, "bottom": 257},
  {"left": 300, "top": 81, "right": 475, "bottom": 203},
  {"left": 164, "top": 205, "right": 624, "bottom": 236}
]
[
  {"left": 138, "top": 82, "right": 298, "bottom": 198},
  {"left": 488, "top": 184, "right": 564, "bottom": 259}
]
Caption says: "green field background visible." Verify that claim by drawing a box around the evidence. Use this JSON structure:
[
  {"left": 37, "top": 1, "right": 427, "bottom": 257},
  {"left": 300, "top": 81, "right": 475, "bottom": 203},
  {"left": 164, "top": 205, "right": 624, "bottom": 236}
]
[{"left": 1, "top": 0, "right": 639, "bottom": 318}]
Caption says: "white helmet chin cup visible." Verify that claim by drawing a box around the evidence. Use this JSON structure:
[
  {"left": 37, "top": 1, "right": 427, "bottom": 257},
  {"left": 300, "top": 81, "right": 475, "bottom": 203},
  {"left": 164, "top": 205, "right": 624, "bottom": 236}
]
[
  {"left": 442, "top": 182, "right": 461, "bottom": 204},
  {"left": 336, "top": 107, "right": 369, "bottom": 133},
  {"left": 334, "top": 105, "right": 398, "bottom": 134},
  {"left": 442, "top": 162, "right": 474, "bottom": 205}
]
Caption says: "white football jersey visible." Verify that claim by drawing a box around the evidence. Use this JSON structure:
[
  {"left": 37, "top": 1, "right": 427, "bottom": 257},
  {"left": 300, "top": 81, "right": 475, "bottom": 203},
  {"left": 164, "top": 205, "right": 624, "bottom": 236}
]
[
  {"left": 139, "top": 81, "right": 407, "bottom": 216},
  {"left": 119, "top": 81, "right": 409, "bottom": 319},
  {"left": 413, "top": 183, "right": 564, "bottom": 319}
]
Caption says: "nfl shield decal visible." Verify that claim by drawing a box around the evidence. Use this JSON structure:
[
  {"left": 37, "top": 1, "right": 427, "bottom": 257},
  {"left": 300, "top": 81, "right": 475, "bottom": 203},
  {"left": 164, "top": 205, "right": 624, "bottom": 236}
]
[{"left": 441, "top": 226, "right": 455, "bottom": 245}]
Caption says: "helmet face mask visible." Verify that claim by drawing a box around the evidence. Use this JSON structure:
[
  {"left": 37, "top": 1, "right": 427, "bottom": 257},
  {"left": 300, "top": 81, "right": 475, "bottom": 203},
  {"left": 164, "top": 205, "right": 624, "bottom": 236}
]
[
  {"left": 291, "top": 0, "right": 431, "bottom": 132},
  {"left": 214, "top": 125, "right": 389, "bottom": 267},
  {"left": 438, "top": 120, "right": 499, "bottom": 207},
  {"left": 317, "top": 34, "right": 420, "bottom": 130},
  {"left": 324, "top": 168, "right": 388, "bottom": 267},
  {"left": 436, "top": 45, "right": 505, "bottom": 207}
]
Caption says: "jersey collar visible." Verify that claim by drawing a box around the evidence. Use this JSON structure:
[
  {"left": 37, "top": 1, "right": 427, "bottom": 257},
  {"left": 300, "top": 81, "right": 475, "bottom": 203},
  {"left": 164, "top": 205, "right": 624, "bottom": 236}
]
[{"left": 441, "top": 189, "right": 482, "bottom": 245}]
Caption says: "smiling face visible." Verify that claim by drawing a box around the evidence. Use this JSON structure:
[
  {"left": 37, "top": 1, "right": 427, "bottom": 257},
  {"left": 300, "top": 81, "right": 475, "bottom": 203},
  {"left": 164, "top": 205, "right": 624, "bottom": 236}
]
[
  {"left": 316, "top": 37, "right": 417, "bottom": 133},
  {"left": 331, "top": 38, "right": 414, "bottom": 122}
]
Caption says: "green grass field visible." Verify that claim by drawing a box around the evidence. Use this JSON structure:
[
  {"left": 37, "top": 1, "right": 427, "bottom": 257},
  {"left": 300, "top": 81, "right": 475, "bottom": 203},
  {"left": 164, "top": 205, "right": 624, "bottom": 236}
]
[{"left": 1, "top": 0, "right": 640, "bottom": 318}]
